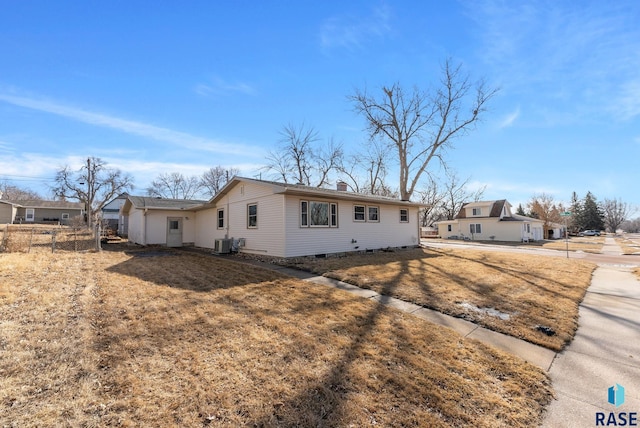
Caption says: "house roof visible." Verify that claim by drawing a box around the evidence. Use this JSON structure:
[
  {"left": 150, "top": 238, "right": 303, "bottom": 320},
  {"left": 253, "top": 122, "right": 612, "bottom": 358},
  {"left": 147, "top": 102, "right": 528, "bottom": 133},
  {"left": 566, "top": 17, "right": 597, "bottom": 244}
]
[
  {"left": 122, "top": 196, "right": 207, "bottom": 211},
  {"left": 2, "top": 199, "right": 84, "bottom": 210},
  {"left": 456, "top": 200, "right": 506, "bottom": 218},
  {"left": 204, "top": 176, "right": 428, "bottom": 208}
]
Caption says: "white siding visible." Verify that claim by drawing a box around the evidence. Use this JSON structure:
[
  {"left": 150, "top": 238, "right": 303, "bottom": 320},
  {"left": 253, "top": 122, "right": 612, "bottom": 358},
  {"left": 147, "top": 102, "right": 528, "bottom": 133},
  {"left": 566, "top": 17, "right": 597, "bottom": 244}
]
[
  {"left": 196, "top": 182, "right": 286, "bottom": 256},
  {"left": 284, "top": 196, "right": 420, "bottom": 257},
  {"left": 127, "top": 209, "right": 196, "bottom": 245},
  {"left": 127, "top": 209, "right": 145, "bottom": 245}
]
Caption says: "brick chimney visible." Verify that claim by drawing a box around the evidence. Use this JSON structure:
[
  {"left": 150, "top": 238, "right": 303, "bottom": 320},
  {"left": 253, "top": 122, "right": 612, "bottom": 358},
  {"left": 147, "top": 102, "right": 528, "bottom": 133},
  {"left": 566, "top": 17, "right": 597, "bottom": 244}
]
[{"left": 336, "top": 181, "right": 348, "bottom": 191}]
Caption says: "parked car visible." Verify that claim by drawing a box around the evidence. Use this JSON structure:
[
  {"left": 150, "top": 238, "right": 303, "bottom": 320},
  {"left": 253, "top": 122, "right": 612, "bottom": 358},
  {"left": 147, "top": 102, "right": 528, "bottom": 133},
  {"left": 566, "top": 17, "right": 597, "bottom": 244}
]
[{"left": 579, "top": 230, "right": 601, "bottom": 236}]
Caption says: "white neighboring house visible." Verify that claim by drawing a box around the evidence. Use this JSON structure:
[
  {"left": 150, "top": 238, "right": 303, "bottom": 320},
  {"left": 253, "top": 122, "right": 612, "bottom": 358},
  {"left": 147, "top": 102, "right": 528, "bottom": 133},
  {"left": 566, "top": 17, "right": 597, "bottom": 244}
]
[
  {"left": 120, "top": 196, "right": 206, "bottom": 247},
  {"left": 121, "top": 177, "right": 425, "bottom": 257},
  {"left": 435, "top": 200, "right": 546, "bottom": 242},
  {"left": 100, "top": 193, "right": 129, "bottom": 234}
]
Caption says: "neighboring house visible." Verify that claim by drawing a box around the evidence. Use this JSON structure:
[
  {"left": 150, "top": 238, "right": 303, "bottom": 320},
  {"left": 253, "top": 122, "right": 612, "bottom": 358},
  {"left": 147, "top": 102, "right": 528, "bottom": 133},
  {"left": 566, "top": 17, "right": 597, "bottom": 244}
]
[
  {"left": 121, "top": 177, "right": 425, "bottom": 257},
  {"left": 120, "top": 196, "right": 206, "bottom": 246},
  {"left": 435, "top": 200, "right": 547, "bottom": 242},
  {"left": 100, "top": 193, "right": 129, "bottom": 234},
  {"left": 0, "top": 199, "right": 84, "bottom": 225}
]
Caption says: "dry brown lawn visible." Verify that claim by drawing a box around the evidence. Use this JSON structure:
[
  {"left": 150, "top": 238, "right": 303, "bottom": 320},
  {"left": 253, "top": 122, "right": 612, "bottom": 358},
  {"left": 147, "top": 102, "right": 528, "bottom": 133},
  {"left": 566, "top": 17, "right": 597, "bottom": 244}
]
[
  {"left": 431, "top": 237, "right": 604, "bottom": 253},
  {"left": 0, "top": 247, "right": 553, "bottom": 427},
  {"left": 285, "top": 248, "right": 596, "bottom": 351},
  {"left": 615, "top": 236, "right": 640, "bottom": 255}
]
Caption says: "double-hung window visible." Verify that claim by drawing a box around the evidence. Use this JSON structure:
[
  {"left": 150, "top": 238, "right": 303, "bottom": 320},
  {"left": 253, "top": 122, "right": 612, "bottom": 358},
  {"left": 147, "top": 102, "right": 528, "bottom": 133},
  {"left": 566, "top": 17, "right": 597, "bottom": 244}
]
[
  {"left": 353, "top": 205, "right": 366, "bottom": 222},
  {"left": 400, "top": 208, "right": 409, "bottom": 223},
  {"left": 472, "top": 208, "right": 481, "bottom": 216},
  {"left": 368, "top": 206, "right": 379, "bottom": 222},
  {"left": 300, "top": 201, "right": 337, "bottom": 227},
  {"left": 354, "top": 205, "right": 380, "bottom": 222},
  {"left": 217, "top": 208, "right": 224, "bottom": 229},
  {"left": 470, "top": 223, "right": 482, "bottom": 234},
  {"left": 247, "top": 204, "right": 257, "bottom": 228}
]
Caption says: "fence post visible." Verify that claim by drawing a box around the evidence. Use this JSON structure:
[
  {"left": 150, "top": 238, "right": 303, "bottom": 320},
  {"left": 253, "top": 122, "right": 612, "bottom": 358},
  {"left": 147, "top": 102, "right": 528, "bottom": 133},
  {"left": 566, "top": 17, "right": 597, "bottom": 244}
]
[
  {"left": 0, "top": 226, "right": 7, "bottom": 252},
  {"left": 28, "top": 228, "right": 34, "bottom": 253},
  {"left": 51, "top": 230, "right": 57, "bottom": 253},
  {"left": 74, "top": 229, "right": 78, "bottom": 252},
  {"left": 95, "top": 223, "right": 102, "bottom": 252}
]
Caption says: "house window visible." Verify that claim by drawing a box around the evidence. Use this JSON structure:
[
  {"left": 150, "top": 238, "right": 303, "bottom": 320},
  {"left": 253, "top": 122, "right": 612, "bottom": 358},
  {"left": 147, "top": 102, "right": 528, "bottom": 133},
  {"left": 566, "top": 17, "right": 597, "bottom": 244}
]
[
  {"left": 169, "top": 220, "right": 180, "bottom": 230},
  {"left": 217, "top": 209, "right": 224, "bottom": 229},
  {"left": 368, "top": 206, "right": 379, "bottom": 222},
  {"left": 400, "top": 208, "right": 409, "bottom": 223},
  {"left": 301, "top": 201, "right": 338, "bottom": 228},
  {"left": 470, "top": 223, "right": 482, "bottom": 234},
  {"left": 300, "top": 201, "right": 308, "bottom": 226},
  {"left": 247, "top": 204, "right": 257, "bottom": 228},
  {"left": 447, "top": 224, "right": 452, "bottom": 232},
  {"left": 525, "top": 224, "right": 530, "bottom": 233},
  {"left": 330, "top": 203, "right": 338, "bottom": 227},
  {"left": 472, "top": 208, "right": 481, "bottom": 216},
  {"left": 354, "top": 205, "right": 365, "bottom": 222},
  {"left": 61, "top": 213, "right": 70, "bottom": 220},
  {"left": 25, "top": 208, "right": 34, "bottom": 222}
]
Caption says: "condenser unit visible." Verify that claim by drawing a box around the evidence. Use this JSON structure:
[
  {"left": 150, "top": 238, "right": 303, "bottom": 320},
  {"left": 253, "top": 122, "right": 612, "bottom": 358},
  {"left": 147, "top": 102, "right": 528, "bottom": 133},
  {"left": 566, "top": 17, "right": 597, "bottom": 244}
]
[{"left": 214, "top": 238, "right": 232, "bottom": 254}]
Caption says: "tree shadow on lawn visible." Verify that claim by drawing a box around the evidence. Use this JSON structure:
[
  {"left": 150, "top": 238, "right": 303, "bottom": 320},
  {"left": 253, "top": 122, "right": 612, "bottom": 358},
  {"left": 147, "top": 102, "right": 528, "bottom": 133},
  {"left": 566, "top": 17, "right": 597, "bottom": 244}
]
[
  {"left": 94, "top": 250, "right": 549, "bottom": 426},
  {"left": 105, "top": 248, "right": 289, "bottom": 292}
]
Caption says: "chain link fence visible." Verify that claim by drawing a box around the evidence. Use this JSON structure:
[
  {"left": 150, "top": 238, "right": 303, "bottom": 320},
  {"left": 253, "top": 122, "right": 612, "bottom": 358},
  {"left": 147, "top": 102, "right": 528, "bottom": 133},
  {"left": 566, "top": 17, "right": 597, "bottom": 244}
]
[{"left": 0, "top": 224, "right": 102, "bottom": 253}]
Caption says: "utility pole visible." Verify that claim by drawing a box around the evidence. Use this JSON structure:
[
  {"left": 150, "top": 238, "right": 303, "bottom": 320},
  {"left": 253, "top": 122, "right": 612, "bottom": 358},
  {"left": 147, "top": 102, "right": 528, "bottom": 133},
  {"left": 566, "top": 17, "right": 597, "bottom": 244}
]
[{"left": 86, "top": 157, "right": 93, "bottom": 228}]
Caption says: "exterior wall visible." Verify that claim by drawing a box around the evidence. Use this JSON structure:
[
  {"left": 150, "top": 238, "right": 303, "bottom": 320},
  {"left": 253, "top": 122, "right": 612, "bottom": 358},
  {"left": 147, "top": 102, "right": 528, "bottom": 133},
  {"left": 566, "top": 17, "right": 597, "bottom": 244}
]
[
  {"left": 0, "top": 203, "right": 16, "bottom": 224},
  {"left": 195, "top": 182, "right": 286, "bottom": 256},
  {"left": 283, "top": 196, "right": 420, "bottom": 257},
  {"left": 14, "top": 207, "right": 82, "bottom": 225},
  {"left": 144, "top": 210, "right": 196, "bottom": 245},
  {"left": 441, "top": 218, "right": 544, "bottom": 242},
  {"left": 126, "top": 209, "right": 145, "bottom": 245}
]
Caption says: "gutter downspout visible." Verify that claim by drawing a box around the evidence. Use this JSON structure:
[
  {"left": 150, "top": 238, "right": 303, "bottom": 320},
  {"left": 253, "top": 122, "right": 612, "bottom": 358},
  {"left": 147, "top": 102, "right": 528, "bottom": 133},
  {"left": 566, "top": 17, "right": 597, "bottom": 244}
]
[{"left": 143, "top": 208, "right": 148, "bottom": 245}]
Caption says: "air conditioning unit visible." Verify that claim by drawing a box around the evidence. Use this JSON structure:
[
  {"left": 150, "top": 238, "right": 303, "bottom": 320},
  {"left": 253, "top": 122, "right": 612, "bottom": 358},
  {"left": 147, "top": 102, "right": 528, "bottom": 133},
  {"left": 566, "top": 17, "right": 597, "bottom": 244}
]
[{"left": 214, "top": 238, "right": 232, "bottom": 254}]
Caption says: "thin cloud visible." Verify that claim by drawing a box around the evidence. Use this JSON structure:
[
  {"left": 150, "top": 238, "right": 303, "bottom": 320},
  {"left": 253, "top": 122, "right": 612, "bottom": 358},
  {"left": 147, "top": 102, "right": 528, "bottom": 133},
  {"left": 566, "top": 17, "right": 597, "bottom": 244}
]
[
  {"left": 0, "top": 93, "right": 259, "bottom": 156},
  {"left": 319, "top": 4, "right": 392, "bottom": 52},
  {"left": 194, "top": 76, "right": 257, "bottom": 98},
  {"left": 498, "top": 107, "right": 520, "bottom": 129}
]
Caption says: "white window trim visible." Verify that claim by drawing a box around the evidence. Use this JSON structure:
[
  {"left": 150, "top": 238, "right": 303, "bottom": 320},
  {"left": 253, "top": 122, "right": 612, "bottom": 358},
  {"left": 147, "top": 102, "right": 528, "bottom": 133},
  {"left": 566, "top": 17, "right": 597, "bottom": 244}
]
[
  {"left": 300, "top": 200, "right": 338, "bottom": 228},
  {"left": 217, "top": 208, "right": 225, "bottom": 229},
  {"left": 472, "top": 208, "right": 481, "bottom": 216},
  {"left": 399, "top": 208, "right": 409, "bottom": 223},
  {"left": 353, "top": 205, "right": 366, "bottom": 222},
  {"left": 247, "top": 203, "right": 258, "bottom": 229},
  {"left": 367, "top": 206, "right": 380, "bottom": 222},
  {"left": 470, "top": 223, "right": 482, "bottom": 234},
  {"left": 25, "top": 208, "right": 35, "bottom": 222},
  {"left": 61, "top": 213, "right": 70, "bottom": 220}
]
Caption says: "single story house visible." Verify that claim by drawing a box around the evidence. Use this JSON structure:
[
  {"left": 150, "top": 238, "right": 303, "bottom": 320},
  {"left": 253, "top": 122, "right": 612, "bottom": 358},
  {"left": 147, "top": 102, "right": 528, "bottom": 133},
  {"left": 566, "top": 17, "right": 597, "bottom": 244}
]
[
  {"left": 435, "top": 200, "right": 546, "bottom": 242},
  {"left": 100, "top": 193, "right": 129, "bottom": 234},
  {"left": 120, "top": 196, "right": 206, "bottom": 246},
  {"left": 121, "top": 177, "right": 425, "bottom": 257},
  {"left": 0, "top": 199, "right": 84, "bottom": 225}
]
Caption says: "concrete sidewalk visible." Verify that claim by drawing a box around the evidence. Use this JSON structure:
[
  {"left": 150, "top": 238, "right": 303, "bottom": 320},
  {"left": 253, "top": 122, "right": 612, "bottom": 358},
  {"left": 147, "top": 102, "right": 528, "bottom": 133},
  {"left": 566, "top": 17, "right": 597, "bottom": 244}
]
[
  {"left": 542, "top": 239, "right": 640, "bottom": 427},
  {"left": 262, "top": 263, "right": 557, "bottom": 370}
]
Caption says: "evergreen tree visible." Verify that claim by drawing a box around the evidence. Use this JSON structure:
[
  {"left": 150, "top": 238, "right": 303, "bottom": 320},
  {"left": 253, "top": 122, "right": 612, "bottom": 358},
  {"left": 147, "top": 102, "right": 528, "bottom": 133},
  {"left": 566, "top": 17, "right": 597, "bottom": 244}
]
[
  {"left": 568, "top": 191, "right": 582, "bottom": 233},
  {"left": 577, "top": 192, "right": 605, "bottom": 231},
  {"left": 516, "top": 203, "right": 526, "bottom": 216}
]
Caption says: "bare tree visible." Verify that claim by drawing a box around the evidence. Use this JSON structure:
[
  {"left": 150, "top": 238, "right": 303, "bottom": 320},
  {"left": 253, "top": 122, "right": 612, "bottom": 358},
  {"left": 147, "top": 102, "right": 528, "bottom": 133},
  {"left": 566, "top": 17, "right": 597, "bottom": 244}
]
[
  {"left": 0, "top": 181, "right": 43, "bottom": 200},
  {"left": 338, "top": 141, "right": 396, "bottom": 196},
  {"left": 528, "top": 193, "right": 564, "bottom": 239},
  {"left": 418, "top": 171, "right": 485, "bottom": 226},
  {"left": 146, "top": 172, "right": 203, "bottom": 199},
  {"left": 200, "top": 166, "right": 240, "bottom": 197},
  {"left": 265, "top": 123, "right": 343, "bottom": 187},
  {"left": 53, "top": 157, "right": 134, "bottom": 227},
  {"left": 603, "top": 198, "right": 634, "bottom": 233},
  {"left": 350, "top": 59, "right": 498, "bottom": 201}
]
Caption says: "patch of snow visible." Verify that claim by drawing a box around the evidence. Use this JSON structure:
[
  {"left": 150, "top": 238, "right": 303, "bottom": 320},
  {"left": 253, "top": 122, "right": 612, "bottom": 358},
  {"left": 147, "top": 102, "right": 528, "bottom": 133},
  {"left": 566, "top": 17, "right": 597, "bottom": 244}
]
[{"left": 458, "top": 302, "right": 512, "bottom": 320}]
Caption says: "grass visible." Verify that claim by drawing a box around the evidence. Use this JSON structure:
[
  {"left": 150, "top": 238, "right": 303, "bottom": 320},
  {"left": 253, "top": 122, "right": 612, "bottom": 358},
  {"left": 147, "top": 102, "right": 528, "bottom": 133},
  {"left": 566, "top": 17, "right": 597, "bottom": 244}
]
[
  {"left": 436, "top": 237, "right": 604, "bottom": 253},
  {"left": 0, "top": 247, "right": 553, "bottom": 427},
  {"left": 284, "top": 248, "right": 596, "bottom": 351},
  {"left": 615, "top": 236, "right": 640, "bottom": 255}
]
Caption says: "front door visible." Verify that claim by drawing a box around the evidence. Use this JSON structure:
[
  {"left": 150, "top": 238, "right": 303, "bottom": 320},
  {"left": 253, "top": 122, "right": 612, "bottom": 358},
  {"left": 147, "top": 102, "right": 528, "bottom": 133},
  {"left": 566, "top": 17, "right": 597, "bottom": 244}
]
[
  {"left": 25, "top": 208, "right": 35, "bottom": 222},
  {"left": 166, "top": 217, "right": 183, "bottom": 247}
]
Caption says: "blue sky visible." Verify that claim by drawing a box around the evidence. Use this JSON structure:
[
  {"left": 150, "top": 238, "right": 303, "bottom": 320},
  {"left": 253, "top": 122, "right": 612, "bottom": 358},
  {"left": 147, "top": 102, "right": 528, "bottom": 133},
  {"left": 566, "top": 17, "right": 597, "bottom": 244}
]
[{"left": 1, "top": 0, "right": 639, "bottom": 209}]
